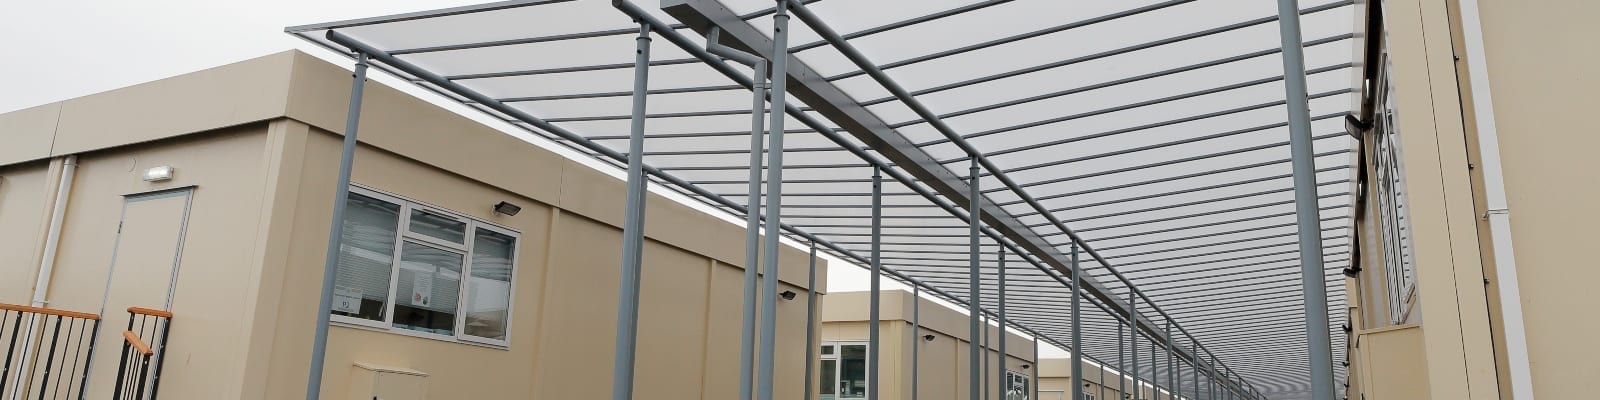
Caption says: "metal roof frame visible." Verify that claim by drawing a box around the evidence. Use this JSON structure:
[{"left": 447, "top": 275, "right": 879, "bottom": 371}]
[{"left": 287, "top": 0, "right": 1359, "bottom": 398}]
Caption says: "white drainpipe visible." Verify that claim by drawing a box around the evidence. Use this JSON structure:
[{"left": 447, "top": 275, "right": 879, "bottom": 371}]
[
  {"left": 31, "top": 155, "right": 77, "bottom": 307},
  {"left": 1457, "top": 1, "right": 1536, "bottom": 398},
  {"left": 10, "top": 155, "right": 77, "bottom": 400}
]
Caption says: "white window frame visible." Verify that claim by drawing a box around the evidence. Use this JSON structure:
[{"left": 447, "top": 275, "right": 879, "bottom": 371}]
[
  {"left": 330, "top": 185, "right": 521, "bottom": 348},
  {"left": 818, "top": 341, "right": 870, "bottom": 399}
]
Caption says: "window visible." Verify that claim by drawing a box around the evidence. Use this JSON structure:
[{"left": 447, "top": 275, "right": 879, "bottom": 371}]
[
  {"left": 1371, "top": 44, "right": 1419, "bottom": 324},
  {"left": 818, "top": 341, "right": 867, "bottom": 400},
  {"left": 331, "top": 187, "right": 520, "bottom": 346},
  {"left": 1004, "top": 369, "right": 1031, "bottom": 400}
]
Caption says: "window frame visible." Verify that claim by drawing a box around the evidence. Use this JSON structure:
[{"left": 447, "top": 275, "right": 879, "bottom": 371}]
[
  {"left": 818, "top": 340, "right": 870, "bottom": 399},
  {"left": 330, "top": 185, "right": 522, "bottom": 348}
]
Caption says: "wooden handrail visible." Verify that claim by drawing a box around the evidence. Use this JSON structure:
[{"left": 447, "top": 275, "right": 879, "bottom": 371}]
[
  {"left": 127, "top": 307, "right": 173, "bottom": 318},
  {"left": 0, "top": 303, "right": 99, "bottom": 321},
  {"left": 123, "top": 331, "right": 154, "bottom": 356}
]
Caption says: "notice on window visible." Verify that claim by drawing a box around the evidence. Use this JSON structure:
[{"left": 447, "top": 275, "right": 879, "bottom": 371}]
[
  {"left": 333, "top": 286, "right": 362, "bottom": 314},
  {"left": 412, "top": 275, "right": 433, "bottom": 307}
]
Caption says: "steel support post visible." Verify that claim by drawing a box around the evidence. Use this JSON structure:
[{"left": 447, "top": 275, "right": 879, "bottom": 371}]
[
  {"left": 1164, "top": 323, "right": 1174, "bottom": 400},
  {"left": 610, "top": 23, "right": 653, "bottom": 400},
  {"left": 803, "top": 242, "right": 818, "bottom": 400},
  {"left": 1130, "top": 291, "right": 1140, "bottom": 400},
  {"left": 1070, "top": 245, "right": 1083, "bottom": 400},
  {"left": 1274, "top": 0, "right": 1335, "bottom": 398},
  {"left": 756, "top": 3, "right": 793, "bottom": 400},
  {"left": 984, "top": 315, "right": 991, "bottom": 400},
  {"left": 740, "top": 58, "right": 769, "bottom": 400},
  {"left": 1149, "top": 339, "right": 1157, "bottom": 399},
  {"left": 1032, "top": 335, "right": 1040, "bottom": 400},
  {"left": 1191, "top": 338, "right": 1199, "bottom": 400},
  {"left": 1119, "top": 322, "right": 1126, "bottom": 400},
  {"left": 869, "top": 167, "right": 882, "bottom": 400},
  {"left": 967, "top": 160, "right": 982, "bottom": 400},
  {"left": 997, "top": 249, "right": 1007, "bottom": 400},
  {"left": 306, "top": 51, "right": 368, "bottom": 400},
  {"left": 913, "top": 285, "right": 921, "bottom": 400}
]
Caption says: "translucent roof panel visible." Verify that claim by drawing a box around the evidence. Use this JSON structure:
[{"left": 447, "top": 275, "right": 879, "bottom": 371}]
[{"left": 289, "top": 1, "right": 1361, "bottom": 398}]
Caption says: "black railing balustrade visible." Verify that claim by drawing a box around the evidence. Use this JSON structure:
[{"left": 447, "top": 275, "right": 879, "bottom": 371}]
[
  {"left": 0, "top": 303, "right": 101, "bottom": 400},
  {"left": 112, "top": 308, "right": 171, "bottom": 400}
]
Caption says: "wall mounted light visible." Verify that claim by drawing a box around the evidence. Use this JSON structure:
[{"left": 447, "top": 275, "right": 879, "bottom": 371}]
[
  {"left": 143, "top": 166, "right": 174, "bottom": 182},
  {"left": 493, "top": 201, "right": 522, "bottom": 216},
  {"left": 779, "top": 290, "right": 797, "bottom": 300},
  {"left": 922, "top": 334, "right": 935, "bottom": 342},
  {"left": 1021, "top": 364, "right": 1030, "bottom": 369}
]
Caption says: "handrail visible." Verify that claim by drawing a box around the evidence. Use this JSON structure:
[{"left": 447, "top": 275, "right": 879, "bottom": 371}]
[
  {"left": 127, "top": 307, "right": 174, "bottom": 318},
  {"left": 122, "top": 331, "right": 154, "bottom": 356},
  {"left": 0, "top": 302, "right": 100, "bottom": 320}
]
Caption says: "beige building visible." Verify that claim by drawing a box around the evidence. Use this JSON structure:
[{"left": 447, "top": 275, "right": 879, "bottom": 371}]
[
  {"left": 0, "top": 50, "right": 826, "bottom": 399},
  {"left": 819, "top": 290, "right": 1037, "bottom": 400},
  {"left": 1036, "top": 358, "right": 1137, "bottom": 400},
  {"left": 1342, "top": 0, "right": 1598, "bottom": 399}
]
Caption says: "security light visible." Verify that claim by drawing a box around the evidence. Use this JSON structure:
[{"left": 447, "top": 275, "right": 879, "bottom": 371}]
[
  {"left": 493, "top": 201, "right": 521, "bottom": 216},
  {"left": 142, "top": 166, "right": 174, "bottom": 182},
  {"left": 1343, "top": 113, "right": 1370, "bottom": 140},
  {"left": 1021, "top": 364, "right": 1030, "bottom": 369},
  {"left": 922, "top": 334, "right": 935, "bottom": 342},
  {"left": 779, "top": 290, "right": 797, "bottom": 300}
]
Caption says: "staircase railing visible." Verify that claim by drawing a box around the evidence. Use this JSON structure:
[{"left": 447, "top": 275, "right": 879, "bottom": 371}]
[
  {"left": 112, "top": 308, "right": 171, "bottom": 400},
  {"left": 0, "top": 303, "right": 101, "bottom": 400}
]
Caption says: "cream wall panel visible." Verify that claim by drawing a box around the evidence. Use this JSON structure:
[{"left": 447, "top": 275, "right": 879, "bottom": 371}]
[
  {"left": 1381, "top": 0, "right": 1495, "bottom": 398},
  {"left": 0, "top": 161, "right": 52, "bottom": 304},
  {"left": 1470, "top": 0, "right": 1600, "bottom": 397},
  {"left": 29, "top": 126, "right": 275, "bottom": 399},
  {"left": 48, "top": 54, "right": 294, "bottom": 158},
  {"left": 283, "top": 52, "right": 566, "bottom": 208},
  {"left": 0, "top": 103, "right": 61, "bottom": 165}
]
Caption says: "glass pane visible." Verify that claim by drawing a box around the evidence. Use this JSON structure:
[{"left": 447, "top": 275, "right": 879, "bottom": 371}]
[
  {"left": 839, "top": 344, "right": 867, "bottom": 398},
  {"left": 820, "top": 345, "right": 835, "bottom": 356},
  {"left": 333, "top": 192, "right": 400, "bottom": 322},
  {"left": 392, "top": 242, "right": 464, "bottom": 335},
  {"left": 409, "top": 209, "right": 466, "bottom": 243},
  {"left": 819, "top": 359, "right": 837, "bottom": 396},
  {"left": 464, "top": 228, "right": 516, "bottom": 340}
]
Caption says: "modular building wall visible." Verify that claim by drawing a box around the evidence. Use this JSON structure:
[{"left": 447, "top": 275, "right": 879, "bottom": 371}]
[
  {"left": 0, "top": 50, "right": 826, "bottom": 399},
  {"left": 1343, "top": 0, "right": 1599, "bottom": 399},
  {"left": 1036, "top": 358, "right": 1134, "bottom": 400},
  {"left": 819, "top": 290, "right": 1037, "bottom": 400}
]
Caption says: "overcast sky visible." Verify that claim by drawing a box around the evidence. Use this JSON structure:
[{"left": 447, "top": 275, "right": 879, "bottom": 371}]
[{"left": 0, "top": 0, "right": 491, "bottom": 113}]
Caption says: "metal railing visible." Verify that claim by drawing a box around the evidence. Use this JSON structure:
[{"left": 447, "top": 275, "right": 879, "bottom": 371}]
[
  {"left": 0, "top": 303, "right": 101, "bottom": 400},
  {"left": 112, "top": 308, "right": 171, "bottom": 400}
]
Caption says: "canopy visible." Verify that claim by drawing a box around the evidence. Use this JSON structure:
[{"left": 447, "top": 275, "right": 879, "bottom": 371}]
[{"left": 290, "top": 1, "right": 1357, "bottom": 398}]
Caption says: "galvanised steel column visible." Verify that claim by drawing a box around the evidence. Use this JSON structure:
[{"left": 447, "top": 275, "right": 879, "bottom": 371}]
[
  {"left": 1163, "top": 323, "right": 1174, "bottom": 400},
  {"left": 913, "top": 285, "right": 921, "bottom": 400},
  {"left": 869, "top": 166, "right": 882, "bottom": 400},
  {"left": 997, "top": 249, "right": 1007, "bottom": 400},
  {"left": 983, "top": 315, "right": 991, "bottom": 400},
  {"left": 740, "top": 58, "right": 769, "bottom": 400},
  {"left": 1070, "top": 245, "right": 1083, "bottom": 400},
  {"left": 967, "top": 159, "right": 982, "bottom": 400},
  {"left": 1118, "top": 322, "right": 1126, "bottom": 400},
  {"left": 757, "top": 2, "right": 792, "bottom": 399},
  {"left": 1274, "top": 0, "right": 1334, "bottom": 398},
  {"left": 1129, "top": 291, "right": 1140, "bottom": 400},
  {"left": 803, "top": 242, "right": 818, "bottom": 400},
  {"left": 1032, "top": 335, "right": 1039, "bottom": 400},
  {"left": 307, "top": 51, "right": 370, "bottom": 400},
  {"left": 1149, "top": 338, "right": 1157, "bottom": 399},
  {"left": 610, "top": 23, "right": 653, "bottom": 400},
  {"left": 1191, "top": 338, "right": 1199, "bottom": 400}
]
